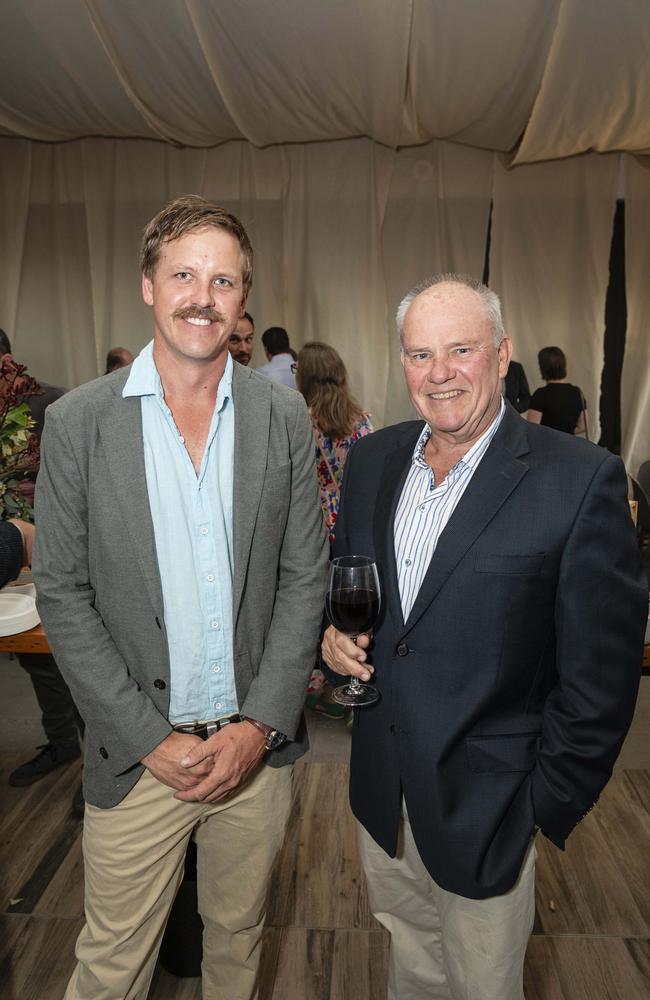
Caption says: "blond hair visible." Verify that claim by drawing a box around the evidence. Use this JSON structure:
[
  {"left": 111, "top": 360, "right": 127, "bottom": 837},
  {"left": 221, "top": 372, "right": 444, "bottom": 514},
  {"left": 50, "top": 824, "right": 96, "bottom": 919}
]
[{"left": 140, "top": 195, "right": 253, "bottom": 294}]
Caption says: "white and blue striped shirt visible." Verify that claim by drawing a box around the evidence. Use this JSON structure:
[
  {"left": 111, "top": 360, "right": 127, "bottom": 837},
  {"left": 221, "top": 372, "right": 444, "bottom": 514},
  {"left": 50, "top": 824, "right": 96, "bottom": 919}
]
[{"left": 394, "top": 399, "right": 505, "bottom": 621}]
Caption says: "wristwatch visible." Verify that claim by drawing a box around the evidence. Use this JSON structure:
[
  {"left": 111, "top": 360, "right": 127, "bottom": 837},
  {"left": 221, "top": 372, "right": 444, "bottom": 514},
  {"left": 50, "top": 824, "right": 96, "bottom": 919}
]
[{"left": 244, "top": 717, "right": 286, "bottom": 751}]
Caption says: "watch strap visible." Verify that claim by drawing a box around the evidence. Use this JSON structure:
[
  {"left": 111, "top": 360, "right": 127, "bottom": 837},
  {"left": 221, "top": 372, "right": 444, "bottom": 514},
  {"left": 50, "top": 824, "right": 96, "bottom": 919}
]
[{"left": 244, "top": 716, "right": 285, "bottom": 750}]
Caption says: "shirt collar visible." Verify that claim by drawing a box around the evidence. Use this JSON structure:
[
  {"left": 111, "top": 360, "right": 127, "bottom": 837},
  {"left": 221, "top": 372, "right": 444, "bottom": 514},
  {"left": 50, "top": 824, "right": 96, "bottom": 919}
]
[
  {"left": 412, "top": 396, "right": 506, "bottom": 472},
  {"left": 123, "top": 341, "right": 234, "bottom": 410}
]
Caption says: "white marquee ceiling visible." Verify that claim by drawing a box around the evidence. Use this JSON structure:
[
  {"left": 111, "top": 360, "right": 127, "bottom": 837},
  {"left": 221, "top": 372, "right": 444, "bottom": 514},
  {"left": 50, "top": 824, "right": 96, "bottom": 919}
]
[{"left": 1, "top": 0, "right": 649, "bottom": 161}]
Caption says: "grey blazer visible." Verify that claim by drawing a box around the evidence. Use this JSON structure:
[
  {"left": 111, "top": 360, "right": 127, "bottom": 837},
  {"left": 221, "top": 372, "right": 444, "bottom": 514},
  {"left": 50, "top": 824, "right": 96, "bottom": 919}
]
[{"left": 33, "top": 362, "right": 329, "bottom": 807}]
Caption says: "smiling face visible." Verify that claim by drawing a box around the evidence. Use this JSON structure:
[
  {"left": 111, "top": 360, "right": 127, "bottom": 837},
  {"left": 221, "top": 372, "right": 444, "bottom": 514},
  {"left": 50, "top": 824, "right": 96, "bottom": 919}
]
[
  {"left": 401, "top": 282, "right": 511, "bottom": 446},
  {"left": 141, "top": 225, "right": 246, "bottom": 369},
  {"left": 228, "top": 315, "right": 255, "bottom": 365}
]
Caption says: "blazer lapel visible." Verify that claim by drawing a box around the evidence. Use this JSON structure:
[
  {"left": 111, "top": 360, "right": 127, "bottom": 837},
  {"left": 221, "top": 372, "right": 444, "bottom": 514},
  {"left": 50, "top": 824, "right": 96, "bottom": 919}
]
[
  {"left": 96, "top": 378, "right": 164, "bottom": 619},
  {"left": 232, "top": 364, "right": 271, "bottom": 622},
  {"left": 373, "top": 423, "right": 423, "bottom": 630},
  {"left": 400, "top": 408, "right": 531, "bottom": 638}
]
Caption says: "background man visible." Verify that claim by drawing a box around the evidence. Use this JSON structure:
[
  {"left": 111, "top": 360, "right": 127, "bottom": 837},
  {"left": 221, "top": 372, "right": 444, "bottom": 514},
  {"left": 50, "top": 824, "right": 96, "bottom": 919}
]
[
  {"left": 0, "top": 328, "right": 84, "bottom": 792},
  {"left": 104, "top": 346, "right": 134, "bottom": 373},
  {"left": 323, "top": 274, "right": 646, "bottom": 1000},
  {"left": 257, "top": 326, "right": 297, "bottom": 388},
  {"left": 227, "top": 311, "right": 255, "bottom": 366},
  {"left": 34, "top": 195, "right": 328, "bottom": 999}
]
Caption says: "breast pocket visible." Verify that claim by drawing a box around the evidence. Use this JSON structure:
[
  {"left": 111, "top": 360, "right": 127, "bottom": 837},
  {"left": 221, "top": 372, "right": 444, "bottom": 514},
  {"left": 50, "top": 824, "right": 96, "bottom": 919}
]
[{"left": 474, "top": 552, "right": 545, "bottom": 576}]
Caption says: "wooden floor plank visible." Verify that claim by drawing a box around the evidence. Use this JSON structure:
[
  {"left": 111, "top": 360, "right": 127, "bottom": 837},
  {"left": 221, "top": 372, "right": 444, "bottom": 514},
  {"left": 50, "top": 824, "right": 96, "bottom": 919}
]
[
  {"left": 33, "top": 831, "right": 84, "bottom": 919},
  {"left": 266, "top": 761, "right": 377, "bottom": 931},
  {"left": 0, "top": 914, "right": 82, "bottom": 1000},
  {"left": 0, "top": 758, "right": 82, "bottom": 911},
  {"left": 536, "top": 936, "right": 650, "bottom": 1000},
  {"left": 329, "top": 929, "right": 390, "bottom": 1000},
  {"left": 534, "top": 777, "right": 647, "bottom": 936},
  {"left": 262, "top": 928, "right": 334, "bottom": 1000},
  {"left": 523, "top": 935, "right": 566, "bottom": 1000}
]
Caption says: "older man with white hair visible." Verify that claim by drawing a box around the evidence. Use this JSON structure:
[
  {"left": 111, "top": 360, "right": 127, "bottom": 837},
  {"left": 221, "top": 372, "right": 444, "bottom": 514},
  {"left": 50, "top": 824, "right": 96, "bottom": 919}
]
[{"left": 323, "top": 273, "right": 646, "bottom": 1000}]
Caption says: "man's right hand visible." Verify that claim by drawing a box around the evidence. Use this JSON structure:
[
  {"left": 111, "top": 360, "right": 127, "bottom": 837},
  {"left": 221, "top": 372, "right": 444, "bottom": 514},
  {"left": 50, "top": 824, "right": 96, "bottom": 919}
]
[
  {"left": 321, "top": 625, "right": 374, "bottom": 680},
  {"left": 141, "top": 731, "right": 215, "bottom": 791}
]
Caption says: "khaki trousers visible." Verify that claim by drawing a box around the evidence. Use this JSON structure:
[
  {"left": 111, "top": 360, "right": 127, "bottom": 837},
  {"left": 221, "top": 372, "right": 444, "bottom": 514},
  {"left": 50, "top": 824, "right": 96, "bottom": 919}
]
[
  {"left": 65, "top": 763, "right": 293, "bottom": 1000},
  {"left": 357, "top": 804, "right": 536, "bottom": 1000}
]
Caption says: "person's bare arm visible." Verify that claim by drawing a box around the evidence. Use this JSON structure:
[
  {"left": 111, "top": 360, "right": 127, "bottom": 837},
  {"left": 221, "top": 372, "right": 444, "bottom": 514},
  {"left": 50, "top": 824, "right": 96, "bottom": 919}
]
[{"left": 8, "top": 518, "right": 35, "bottom": 565}]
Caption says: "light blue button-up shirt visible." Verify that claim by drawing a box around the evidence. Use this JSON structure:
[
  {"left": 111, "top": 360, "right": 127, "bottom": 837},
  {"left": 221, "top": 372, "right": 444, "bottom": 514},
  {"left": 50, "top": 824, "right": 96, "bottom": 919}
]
[{"left": 123, "top": 342, "right": 238, "bottom": 723}]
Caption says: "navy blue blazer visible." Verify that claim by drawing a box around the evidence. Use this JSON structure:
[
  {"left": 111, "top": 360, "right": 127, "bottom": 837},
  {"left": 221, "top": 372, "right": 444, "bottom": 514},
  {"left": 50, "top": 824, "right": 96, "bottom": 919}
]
[{"left": 333, "top": 404, "right": 646, "bottom": 899}]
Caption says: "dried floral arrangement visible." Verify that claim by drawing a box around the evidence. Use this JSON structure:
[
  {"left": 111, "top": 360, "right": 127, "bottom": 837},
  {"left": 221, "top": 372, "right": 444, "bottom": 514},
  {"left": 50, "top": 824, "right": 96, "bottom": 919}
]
[{"left": 0, "top": 357, "right": 40, "bottom": 520}]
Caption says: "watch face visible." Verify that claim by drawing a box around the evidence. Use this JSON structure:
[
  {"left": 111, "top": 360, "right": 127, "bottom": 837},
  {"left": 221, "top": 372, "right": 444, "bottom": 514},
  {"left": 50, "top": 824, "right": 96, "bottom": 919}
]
[{"left": 266, "top": 730, "right": 286, "bottom": 751}]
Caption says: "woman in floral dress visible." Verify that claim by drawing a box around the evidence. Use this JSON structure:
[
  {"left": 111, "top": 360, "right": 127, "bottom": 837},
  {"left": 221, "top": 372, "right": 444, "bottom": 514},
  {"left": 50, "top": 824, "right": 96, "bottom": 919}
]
[{"left": 295, "top": 342, "right": 373, "bottom": 714}]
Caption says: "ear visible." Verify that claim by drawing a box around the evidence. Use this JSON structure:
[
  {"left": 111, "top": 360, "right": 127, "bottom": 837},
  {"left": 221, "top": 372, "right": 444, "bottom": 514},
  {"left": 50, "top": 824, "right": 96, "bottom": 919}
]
[
  {"left": 142, "top": 273, "right": 154, "bottom": 306},
  {"left": 498, "top": 336, "right": 513, "bottom": 378}
]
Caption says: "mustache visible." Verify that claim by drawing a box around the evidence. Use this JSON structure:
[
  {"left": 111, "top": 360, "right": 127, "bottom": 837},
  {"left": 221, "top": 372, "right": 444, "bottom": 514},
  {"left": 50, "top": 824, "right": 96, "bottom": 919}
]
[{"left": 174, "top": 306, "right": 223, "bottom": 323}]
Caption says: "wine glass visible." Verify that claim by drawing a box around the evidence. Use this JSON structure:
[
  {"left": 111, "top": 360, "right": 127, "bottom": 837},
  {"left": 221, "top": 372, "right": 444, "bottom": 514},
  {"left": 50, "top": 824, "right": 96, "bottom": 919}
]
[{"left": 326, "top": 555, "right": 381, "bottom": 707}]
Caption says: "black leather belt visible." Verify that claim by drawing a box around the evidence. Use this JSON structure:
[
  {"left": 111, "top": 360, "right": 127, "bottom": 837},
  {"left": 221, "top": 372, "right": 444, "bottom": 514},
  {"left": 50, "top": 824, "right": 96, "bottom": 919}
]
[{"left": 172, "top": 713, "right": 242, "bottom": 740}]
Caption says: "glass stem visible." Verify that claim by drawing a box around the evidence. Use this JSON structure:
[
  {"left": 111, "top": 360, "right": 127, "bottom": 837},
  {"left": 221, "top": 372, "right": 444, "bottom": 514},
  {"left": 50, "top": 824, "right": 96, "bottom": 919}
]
[{"left": 349, "top": 634, "right": 364, "bottom": 692}]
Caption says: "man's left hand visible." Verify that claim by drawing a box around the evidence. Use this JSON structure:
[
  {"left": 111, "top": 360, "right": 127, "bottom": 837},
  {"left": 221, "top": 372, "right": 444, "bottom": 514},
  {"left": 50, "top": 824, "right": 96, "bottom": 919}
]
[{"left": 174, "top": 720, "right": 267, "bottom": 803}]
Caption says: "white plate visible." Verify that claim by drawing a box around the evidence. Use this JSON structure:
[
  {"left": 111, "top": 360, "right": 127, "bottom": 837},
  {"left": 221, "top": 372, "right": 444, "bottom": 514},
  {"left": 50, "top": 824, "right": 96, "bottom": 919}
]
[{"left": 0, "top": 591, "right": 40, "bottom": 636}]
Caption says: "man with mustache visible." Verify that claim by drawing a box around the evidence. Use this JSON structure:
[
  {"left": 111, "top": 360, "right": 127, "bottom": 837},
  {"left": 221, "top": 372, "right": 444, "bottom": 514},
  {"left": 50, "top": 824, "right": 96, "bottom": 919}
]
[
  {"left": 34, "top": 195, "right": 328, "bottom": 999},
  {"left": 228, "top": 311, "right": 255, "bottom": 366},
  {"left": 323, "top": 274, "right": 646, "bottom": 1000}
]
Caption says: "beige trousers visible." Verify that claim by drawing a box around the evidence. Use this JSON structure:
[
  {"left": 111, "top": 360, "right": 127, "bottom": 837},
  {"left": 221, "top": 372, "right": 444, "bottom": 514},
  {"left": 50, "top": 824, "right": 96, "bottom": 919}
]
[
  {"left": 357, "top": 804, "right": 536, "bottom": 1000},
  {"left": 65, "top": 763, "right": 293, "bottom": 1000}
]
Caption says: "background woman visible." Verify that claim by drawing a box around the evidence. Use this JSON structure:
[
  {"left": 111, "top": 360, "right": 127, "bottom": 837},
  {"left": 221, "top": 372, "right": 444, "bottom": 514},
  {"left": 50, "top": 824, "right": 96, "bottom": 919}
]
[
  {"left": 527, "top": 345, "right": 587, "bottom": 436},
  {"left": 296, "top": 341, "right": 373, "bottom": 715}
]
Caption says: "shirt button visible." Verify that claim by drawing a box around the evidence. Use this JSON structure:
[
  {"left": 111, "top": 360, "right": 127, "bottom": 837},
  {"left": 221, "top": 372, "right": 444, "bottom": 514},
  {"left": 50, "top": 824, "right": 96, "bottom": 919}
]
[
  {"left": 404, "top": 558, "right": 411, "bottom": 566},
  {"left": 201, "top": 527, "right": 209, "bottom": 535},
  {"left": 214, "top": 702, "right": 222, "bottom": 710},
  {"left": 207, "top": 574, "right": 215, "bottom": 582},
  {"left": 212, "top": 664, "right": 221, "bottom": 673},
  {"left": 211, "top": 620, "right": 220, "bottom": 629},
  {"left": 179, "top": 436, "right": 185, "bottom": 443},
  {"left": 419, "top": 505, "right": 426, "bottom": 512}
]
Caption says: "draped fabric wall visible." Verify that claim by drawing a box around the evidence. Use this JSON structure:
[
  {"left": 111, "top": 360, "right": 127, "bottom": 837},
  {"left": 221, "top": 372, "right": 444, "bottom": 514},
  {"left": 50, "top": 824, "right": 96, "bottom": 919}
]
[
  {"left": 621, "top": 156, "right": 650, "bottom": 477},
  {"left": 4, "top": 1, "right": 649, "bottom": 160},
  {"left": 490, "top": 153, "right": 621, "bottom": 444},
  {"left": 381, "top": 143, "right": 494, "bottom": 425},
  {"left": 1, "top": 135, "right": 495, "bottom": 426},
  {"left": 1, "top": 135, "right": 648, "bottom": 468}
]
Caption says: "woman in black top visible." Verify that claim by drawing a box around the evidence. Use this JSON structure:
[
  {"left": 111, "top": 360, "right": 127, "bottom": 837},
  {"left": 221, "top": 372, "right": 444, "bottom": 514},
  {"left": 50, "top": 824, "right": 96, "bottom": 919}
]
[{"left": 527, "top": 346, "right": 587, "bottom": 435}]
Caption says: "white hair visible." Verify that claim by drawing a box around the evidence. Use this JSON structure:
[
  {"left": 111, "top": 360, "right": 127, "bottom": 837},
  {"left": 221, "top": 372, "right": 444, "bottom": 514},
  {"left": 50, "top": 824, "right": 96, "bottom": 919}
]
[{"left": 396, "top": 273, "right": 505, "bottom": 347}]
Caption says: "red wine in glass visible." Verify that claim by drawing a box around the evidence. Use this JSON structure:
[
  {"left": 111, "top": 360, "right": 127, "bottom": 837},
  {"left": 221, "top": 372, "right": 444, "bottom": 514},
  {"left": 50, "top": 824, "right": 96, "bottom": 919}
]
[{"left": 326, "top": 555, "right": 381, "bottom": 706}]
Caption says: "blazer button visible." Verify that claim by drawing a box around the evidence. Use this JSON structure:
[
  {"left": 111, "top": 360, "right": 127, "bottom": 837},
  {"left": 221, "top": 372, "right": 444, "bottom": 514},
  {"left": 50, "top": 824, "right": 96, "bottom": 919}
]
[
  {"left": 99, "top": 747, "right": 108, "bottom": 759},
  {"left": 396, "top": 643, "right": 409, "bottom": 657},
  {"left": 154, "top": 679, "right": 166, "bottom": 690}
]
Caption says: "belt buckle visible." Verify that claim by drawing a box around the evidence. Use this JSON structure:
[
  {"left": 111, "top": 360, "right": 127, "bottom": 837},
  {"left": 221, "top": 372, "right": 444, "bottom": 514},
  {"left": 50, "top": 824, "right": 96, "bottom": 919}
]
[{"left": 173, "top": 713, "right": 242, "bottom": 740}]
